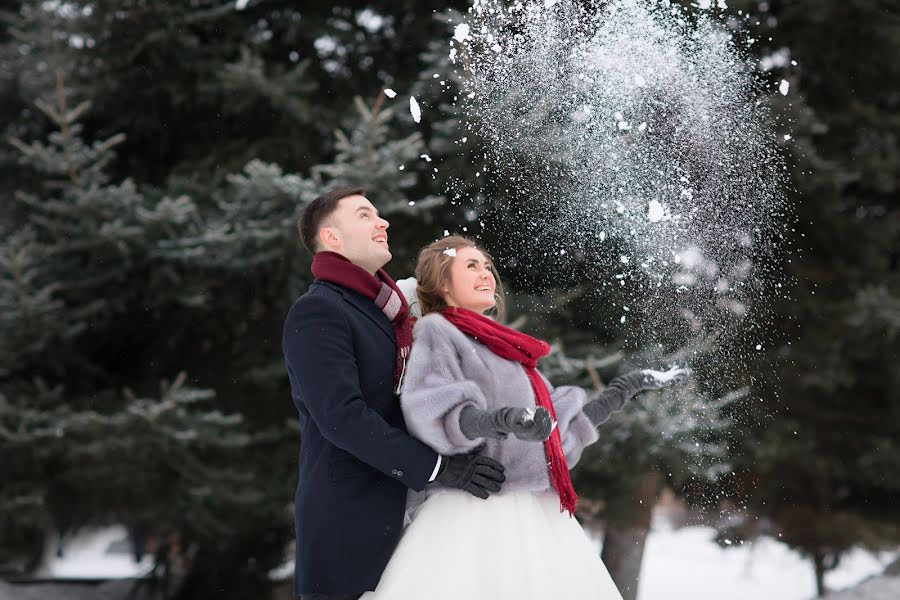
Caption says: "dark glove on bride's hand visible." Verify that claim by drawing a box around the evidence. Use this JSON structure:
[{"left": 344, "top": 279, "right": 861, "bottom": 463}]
[
  {"left": 459, "top": 406, "right": 553, "bottom": 441},
  {"left": 436, "top": 444, "right": 506, "bottom": 500},
  {"left": 583, "top": 367, "right": 692, "bottom": 427}
]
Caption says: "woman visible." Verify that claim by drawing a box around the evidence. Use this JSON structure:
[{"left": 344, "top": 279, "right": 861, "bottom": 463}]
[{"left": 363, "top": 236, "right": 689, "bottom": 600}]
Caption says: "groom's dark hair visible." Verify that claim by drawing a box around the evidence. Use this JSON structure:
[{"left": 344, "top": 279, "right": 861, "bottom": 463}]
[{"left": 298, "top": 185, "right": 366, "bottom": 254}]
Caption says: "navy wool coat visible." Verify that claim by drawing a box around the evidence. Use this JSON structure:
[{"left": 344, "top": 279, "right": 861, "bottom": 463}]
[{"left": 282, "top": 280, "right": 439, "bottom": 596}]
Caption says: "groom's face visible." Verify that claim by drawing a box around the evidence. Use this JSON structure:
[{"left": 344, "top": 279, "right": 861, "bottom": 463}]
[{"left": 322, "top": 195, "right": 392, "bottom": 273}]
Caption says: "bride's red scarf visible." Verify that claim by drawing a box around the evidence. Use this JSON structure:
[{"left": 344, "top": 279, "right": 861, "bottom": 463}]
[{"left": 440, "top": 306, "right": 578, "bottom": 516}]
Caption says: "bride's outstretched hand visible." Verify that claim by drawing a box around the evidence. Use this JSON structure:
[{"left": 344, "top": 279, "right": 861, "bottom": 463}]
[
  {"left": 583, "top": 366, "right": 693, "bottom": 427},
  {"left": 637, "top": 366, "right": 693, "bottom": 390}
]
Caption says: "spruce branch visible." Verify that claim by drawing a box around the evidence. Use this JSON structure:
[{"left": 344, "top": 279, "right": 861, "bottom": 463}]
[{"left": 54, "top": 68, "right": 78, "bottom": 185}]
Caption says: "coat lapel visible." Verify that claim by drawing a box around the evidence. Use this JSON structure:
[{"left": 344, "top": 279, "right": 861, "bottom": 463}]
[{"left": 317, "top": 281, "right": 395, "bottom": 345}]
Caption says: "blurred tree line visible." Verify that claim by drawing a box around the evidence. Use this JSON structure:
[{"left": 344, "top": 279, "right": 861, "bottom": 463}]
[
  {"left": 0, "top": 1, "right": 897, "bottom": 599},
  {"left": 727, "top": 0, "right": 900, "bottom": 595}
]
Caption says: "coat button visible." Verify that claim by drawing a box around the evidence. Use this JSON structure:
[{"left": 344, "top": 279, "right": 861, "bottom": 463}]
[
  {"left": 391, "top": 469, "right": 399, "bottom": 475},
  {"left": 396, "top": 470, "right": 403, "bottom": 477}
]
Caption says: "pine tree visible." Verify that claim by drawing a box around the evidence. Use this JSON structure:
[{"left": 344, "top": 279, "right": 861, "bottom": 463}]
[
  {"left": 313, "top": 94, "right": 445, "bottom": 215},
  {"left": 725, "top": 0, "right": 900, "bottom": 595},
  {"left": 1, "top": 72, "right": 291, "bottom": 587}
]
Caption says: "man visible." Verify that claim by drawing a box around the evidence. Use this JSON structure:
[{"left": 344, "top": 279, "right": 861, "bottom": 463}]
[{"left": 283, "top": 186, "right": 507, "bottom": 600}]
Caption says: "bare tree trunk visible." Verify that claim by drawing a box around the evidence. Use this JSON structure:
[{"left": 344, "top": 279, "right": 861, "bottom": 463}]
[
  {"left": 813, "top": 551, "right": 827, "bottom": 597},
  {"left": 600, "top": 471, "right": 662, "bottom": 600},
  {"left": 812, "top": 458, "right": 832, "bottom": 597},
  {"left": 600, "top": 522, "right": 647, "bottom": 600}
]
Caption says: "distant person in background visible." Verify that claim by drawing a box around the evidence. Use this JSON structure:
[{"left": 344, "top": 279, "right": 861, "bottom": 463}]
[
  {"left": 362, "top": 236, "right": 690, "bottom": 600},
  {"left": 282, "top": 188, "right": 506, "bottom": 600}
]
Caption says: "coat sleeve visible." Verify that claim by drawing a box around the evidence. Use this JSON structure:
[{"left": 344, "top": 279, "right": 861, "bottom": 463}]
[
  {"left": 283, "top": 294, "right": 438, "bottom": 491},
  {"left": 538, "top": 372, "right": 600, "bottom": 468},
  {"left": 400, "top": 317, "right": 491, "bottom": 455}
]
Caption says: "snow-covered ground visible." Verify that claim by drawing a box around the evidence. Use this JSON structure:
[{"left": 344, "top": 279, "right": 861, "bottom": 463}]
[
  {"left": 820, "top": 575, "right": 900, "bottom": 600},
  {"left": 36, "top": 523, "right": 897, "bottom": 599},
  {"left": 636, "top": 525, "right": 898, "bottom": 600},
  {"left": 34, "top": 526, "right": 153, "bottom": 579}
]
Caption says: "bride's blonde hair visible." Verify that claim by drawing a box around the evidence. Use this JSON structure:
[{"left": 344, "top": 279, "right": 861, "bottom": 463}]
[{"left": 415, "top": 236, "right": 506, "bottom": 322}]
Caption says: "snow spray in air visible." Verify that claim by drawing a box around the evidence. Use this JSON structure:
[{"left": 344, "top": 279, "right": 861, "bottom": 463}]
[{"left": 449, "top": 0, "right": 792, "bottom": 381}]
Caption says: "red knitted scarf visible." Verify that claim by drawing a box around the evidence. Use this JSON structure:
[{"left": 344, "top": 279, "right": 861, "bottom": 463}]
[
  {"left": 440, "top": 307, "right": 578, "bottom": 516},
  {"left": 311, "top": 252, "right": 413, "bottom": 392}
]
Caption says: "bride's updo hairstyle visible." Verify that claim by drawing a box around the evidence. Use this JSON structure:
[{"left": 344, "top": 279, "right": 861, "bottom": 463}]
[{"left": 415, "top": 235, "right": 506, "bottom": 322}]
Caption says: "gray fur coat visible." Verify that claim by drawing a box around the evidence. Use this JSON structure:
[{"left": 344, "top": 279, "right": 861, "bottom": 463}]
[{"left": 400, "top": 312, "right": 599, "bottom": 500}]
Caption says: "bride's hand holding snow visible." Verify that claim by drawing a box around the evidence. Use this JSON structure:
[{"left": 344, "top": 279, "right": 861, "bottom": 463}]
[
  {"left": 582, "top": 366, "right": 692, "bottom": 427},
  {"left": 459, "top": 405, "right": 554, "bottom": 442},
  {"left": 638, "top": 366, "right": 692, "bottom": 389}
]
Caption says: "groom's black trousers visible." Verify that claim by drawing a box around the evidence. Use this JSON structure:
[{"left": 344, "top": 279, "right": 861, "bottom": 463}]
[{"left": 300, "top": 595, "right": 361, "bottom": 600}]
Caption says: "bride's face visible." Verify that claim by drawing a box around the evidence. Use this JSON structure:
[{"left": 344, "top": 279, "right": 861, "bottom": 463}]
[{"left": 443, "top": 247, "right": 497, "bottom": 314}]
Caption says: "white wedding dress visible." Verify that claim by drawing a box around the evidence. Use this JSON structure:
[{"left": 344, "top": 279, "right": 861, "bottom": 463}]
[{"left": 360, "top": 490, "right": 624, "bottom": 600}]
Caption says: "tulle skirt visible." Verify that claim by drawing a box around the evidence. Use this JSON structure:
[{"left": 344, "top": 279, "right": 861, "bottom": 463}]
[{"left": 361, "top": 491, "right": 623, "bottom": 600}]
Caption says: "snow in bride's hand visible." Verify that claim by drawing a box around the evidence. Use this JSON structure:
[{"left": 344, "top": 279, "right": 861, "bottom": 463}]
[
  {"left": 640, "top": 366, "right": 693, "bottom": 389},
  {"left": 512, "top": 407, "right": 553, "bottom": 442}
]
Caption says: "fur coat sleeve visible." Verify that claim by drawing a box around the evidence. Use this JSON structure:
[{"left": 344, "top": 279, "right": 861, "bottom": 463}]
[
  {"left": 399, "top": 314, "right": 492, "bottom": 456},
  {"left": 537, "top": 372, "right": 600, "bottom": 468}
]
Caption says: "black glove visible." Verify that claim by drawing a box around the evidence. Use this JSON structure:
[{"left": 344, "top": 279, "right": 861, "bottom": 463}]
[
  {"left": 458, "top": 406, "right": 554, "bottom": 441},
  {"left": 435, "top": 444, "right": 506, "bottom": 500},
  {"left": 583, "top": 367, "right": 691, "bottom": 427}
]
